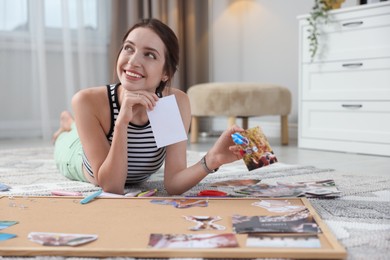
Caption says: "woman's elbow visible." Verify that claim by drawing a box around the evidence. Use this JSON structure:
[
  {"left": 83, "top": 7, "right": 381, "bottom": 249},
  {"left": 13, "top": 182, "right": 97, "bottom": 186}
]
[
  {"left": 164, "top": 182, "right": 186, "bottom": 196},
  {"left": 98, "top": 180, "right": 124, "bottom": 195}
]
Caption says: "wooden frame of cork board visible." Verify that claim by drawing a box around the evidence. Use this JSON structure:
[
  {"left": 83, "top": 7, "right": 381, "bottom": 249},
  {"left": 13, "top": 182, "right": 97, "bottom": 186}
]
[{"left": 1, "top": 196, "right": 346, "bottom": 259}]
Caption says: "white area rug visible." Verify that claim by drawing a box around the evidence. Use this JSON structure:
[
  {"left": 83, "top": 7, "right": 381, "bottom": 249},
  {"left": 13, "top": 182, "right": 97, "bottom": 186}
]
[{"left": 1, "top": 146, "right": 389, "bottom": 260}]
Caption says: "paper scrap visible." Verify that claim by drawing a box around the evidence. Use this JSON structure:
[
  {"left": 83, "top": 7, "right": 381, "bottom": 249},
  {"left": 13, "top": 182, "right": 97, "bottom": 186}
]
[{"left": 147, "top": 95, "right": 187, "bottom": 148}]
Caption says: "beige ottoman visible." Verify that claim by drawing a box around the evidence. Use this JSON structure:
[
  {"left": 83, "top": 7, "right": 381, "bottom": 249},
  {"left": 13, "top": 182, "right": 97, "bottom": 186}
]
[{"left": 187, "top": 82, "right": 292, "bottom": 145}]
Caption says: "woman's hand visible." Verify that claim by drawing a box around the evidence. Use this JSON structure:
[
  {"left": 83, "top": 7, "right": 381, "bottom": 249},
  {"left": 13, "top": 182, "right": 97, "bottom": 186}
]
[
  {"left": 116, "top": 89, "right": 159, "bottom": 125},
  {"left": 206, "top": 125, "right": 245, "bottom": 170}
]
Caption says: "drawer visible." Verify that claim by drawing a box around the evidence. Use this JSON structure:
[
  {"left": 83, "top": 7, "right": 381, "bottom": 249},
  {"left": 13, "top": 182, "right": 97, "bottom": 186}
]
[
  {"left": 300, "top": 101, "right": 390, "bottom": 144},
  {"left": 301, "top": 58, "right": 390, "bottom": 100},
  {"left": 301, "top": 12, "right": 390, "bottom": 62}
]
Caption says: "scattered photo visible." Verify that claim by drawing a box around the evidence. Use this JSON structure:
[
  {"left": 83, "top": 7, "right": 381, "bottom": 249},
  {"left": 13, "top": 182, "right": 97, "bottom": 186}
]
[
  {"left": 150, "top": 199, "right": 208, "bottom": 209},
  {"left": 231, "top": 126, "right": 277, "bottom": 171},
  {"left": 232, "top": 209, "right": 320, "bottom": 234},
  {"left": 183, "top": 216, "right": 225, "bottom": 231},
  {"left": 28, "top": 232, "right": 98, "bottom": 246},
  {"left": 148, "top": 233, "right": 239, "bottom": 248},
  {"left": 236, "top": 183, "right": 305, "bottom": 198},
  {"left": 235, "top": 179, "right": 340, "bottom": 198},
  {"left": 247, "top": 234, "right": 321, "bottom": 248},
  {"left": 277, "top": 179, "right": 341, "bottom": 198},
  {"left": 252, "top": 200, "right": 307, "bottom": 213},
  {"left": 209, "top": 179, "right": 261, "bottom": 187}
]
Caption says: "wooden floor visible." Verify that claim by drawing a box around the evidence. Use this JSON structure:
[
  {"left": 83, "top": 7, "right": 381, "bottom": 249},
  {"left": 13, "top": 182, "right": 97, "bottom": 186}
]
[{"left": 1, "top": 136, "right": 389, "bottom": 177}]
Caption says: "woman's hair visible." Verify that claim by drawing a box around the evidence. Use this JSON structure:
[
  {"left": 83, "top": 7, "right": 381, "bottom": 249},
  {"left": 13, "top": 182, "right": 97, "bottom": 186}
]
[{"left": 116, "top": 18, "right": 179, "bottom": 92}]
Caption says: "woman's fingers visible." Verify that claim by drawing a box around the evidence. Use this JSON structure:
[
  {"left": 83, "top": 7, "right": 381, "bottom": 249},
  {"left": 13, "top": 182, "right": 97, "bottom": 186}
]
[{"left": 124, "top": 90, "right": 159, "bottom": 110}]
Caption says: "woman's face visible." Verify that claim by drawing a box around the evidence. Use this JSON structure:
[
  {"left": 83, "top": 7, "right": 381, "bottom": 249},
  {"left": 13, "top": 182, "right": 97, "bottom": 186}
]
[{"left": 117, "top": 27, "right": 167, "bottom": 92}]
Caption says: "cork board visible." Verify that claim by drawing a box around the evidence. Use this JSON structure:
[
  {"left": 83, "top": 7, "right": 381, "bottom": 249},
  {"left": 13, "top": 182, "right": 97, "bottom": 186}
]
[{"left": 0, "top": 196, "right": 346, "bottom": 259}]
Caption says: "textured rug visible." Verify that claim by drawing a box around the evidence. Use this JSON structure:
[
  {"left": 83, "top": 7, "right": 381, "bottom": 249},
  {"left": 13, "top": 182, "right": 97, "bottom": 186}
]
[{"left": 0, "top": 146, "right": 389, "bottom": 260}]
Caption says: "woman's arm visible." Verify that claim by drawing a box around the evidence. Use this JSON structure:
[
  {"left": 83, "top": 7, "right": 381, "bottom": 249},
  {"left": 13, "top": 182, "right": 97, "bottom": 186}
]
[
  {"left": 73, "top": 86, "right": 160, "bottom": 194},
  {"left": 72, "top": 87, "right": 128, "bottom": 194},
  {"left": 163, "top": 89, "right": 244, "bottom": 195}
]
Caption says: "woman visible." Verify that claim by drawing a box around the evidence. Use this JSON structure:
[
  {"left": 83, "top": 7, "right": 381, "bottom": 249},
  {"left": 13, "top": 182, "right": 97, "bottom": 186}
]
[{"left": 53, "top": 18, "right": 243, "bottom": 195}]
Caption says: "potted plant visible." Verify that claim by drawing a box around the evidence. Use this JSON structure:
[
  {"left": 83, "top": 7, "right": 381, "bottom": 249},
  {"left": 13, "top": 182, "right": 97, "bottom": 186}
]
[{"left": 306, "top": 0, "right": 345, "bottom": 60}]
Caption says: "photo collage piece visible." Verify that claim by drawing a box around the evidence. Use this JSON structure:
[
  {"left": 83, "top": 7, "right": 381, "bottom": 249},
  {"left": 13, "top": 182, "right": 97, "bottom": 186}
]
[
  {"left": 236, "top": 183, "right": 306, "bottom": 198},
  {"left": 209, "top": 179, "right": 261, "bottom": 187},
  {"left": 232, "top": 209, "right": 320, "bottom": 234},
  {"left": 0, "top": 232, "right": 17, "bottom": 241},
  {"left": 147, "top": 233, "right": 239, "bottom": 249},
  {"left": 231, "top": 126, "right": 277, "bottom": 171},
  {"left": 183, "top": 216, "right": 226, "bottom": 231},
  {"left": 247, "top": 234, "right": 321, "bottom": 248},
  {"left": 252, "top": 200, "right": 307, "bottom": 213},
  {"left": 276, "top": 179, "right": 341, "bottom": 198},
  {"left": 150, "top": 199, "right": 208, "bottom": 209},
  {"left": 0, "top": 220, "right": 18, "bottom": 242},
  {"left": 28, "top": 232, "right": 98, "bottom": 246},
  {"left": 235, "top": 179, "right": 340, "bottom": 198},
  {"left": 0, "top": 220, "right": 18, "bottom": 230}
]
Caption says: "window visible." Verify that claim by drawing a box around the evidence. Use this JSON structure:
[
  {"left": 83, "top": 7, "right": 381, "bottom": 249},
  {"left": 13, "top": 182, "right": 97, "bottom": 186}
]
[
  {"left": 0, "top": 0, "right": 28, "bottom": 31},
  {"left": 0, "top": 0, "right": 108, "bottom": 42},
  {"left": 44, "top": 0, "right": 98, "bottom": 30}
]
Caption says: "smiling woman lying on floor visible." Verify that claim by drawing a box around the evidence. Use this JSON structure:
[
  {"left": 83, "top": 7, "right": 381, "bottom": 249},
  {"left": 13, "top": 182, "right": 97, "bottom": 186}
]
[{"left": 52, "top": 18, "right": 243, "bottom": 196}]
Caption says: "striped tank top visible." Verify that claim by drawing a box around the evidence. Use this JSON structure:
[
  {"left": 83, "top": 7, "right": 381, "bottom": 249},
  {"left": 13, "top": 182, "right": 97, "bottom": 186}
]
[{"left": 82, "top": 83, "right": 166, "bottom": 184}]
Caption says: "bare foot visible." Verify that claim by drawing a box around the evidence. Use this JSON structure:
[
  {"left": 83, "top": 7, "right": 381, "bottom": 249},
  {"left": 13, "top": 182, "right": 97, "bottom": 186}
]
[{"left": 52, "top": 111, "right": 74, "bottom": 143}]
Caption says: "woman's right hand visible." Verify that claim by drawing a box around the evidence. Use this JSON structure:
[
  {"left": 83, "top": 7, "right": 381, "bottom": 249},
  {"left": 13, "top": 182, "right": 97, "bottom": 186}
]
[{"left": 116, "top": 89, "right": 159, "bottom": 125}]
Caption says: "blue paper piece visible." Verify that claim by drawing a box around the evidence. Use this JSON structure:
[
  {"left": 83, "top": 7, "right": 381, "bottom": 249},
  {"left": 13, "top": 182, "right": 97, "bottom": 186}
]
[
  {"left": 0, "top": 183, "right": 10, "bottom": 191},
  {"left": 0, "top": 221, "right": 18, "bottom": 230},
  {"left": 0, "top": 233, "right": 17, "bottom": 241}
]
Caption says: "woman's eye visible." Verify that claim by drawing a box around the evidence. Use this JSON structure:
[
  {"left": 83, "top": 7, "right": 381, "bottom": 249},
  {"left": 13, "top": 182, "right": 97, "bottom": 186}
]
[
  {"left": 123, "top": 45, "right": 133, "bottom": 52},
  {"left": 146, "top": 52, "right": 156, "bottom": 59}
]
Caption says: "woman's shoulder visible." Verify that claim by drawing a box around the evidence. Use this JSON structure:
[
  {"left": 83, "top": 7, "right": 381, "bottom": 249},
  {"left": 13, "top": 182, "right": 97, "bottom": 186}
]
[
  {"left": 167, "top": 87, "right": 188, "bottom": 101},
  {"left": 73, "top": 85, "right": 108, "bottom": 102},
  {"left": 72, "top": 85, "right": 110, "bottom": 111}
]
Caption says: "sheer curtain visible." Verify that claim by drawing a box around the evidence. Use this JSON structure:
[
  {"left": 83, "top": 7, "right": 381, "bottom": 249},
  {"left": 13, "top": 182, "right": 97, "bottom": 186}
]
[{"left": 0, "top": 0, "right": 110, "bottom": 140}]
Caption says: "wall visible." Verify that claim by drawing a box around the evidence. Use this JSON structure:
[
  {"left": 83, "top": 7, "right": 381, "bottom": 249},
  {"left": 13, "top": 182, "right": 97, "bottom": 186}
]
[{"left": 207, "top": 0, "right": 358, "bottom": 139}]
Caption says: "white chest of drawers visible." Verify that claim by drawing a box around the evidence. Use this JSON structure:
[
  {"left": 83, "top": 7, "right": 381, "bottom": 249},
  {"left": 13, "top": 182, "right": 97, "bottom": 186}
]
[{"left": 297, "top": 2, "right": 390, "bottom": 156}]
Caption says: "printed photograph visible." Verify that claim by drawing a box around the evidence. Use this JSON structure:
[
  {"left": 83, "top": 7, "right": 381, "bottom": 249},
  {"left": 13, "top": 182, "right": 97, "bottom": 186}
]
[
  {"left": 277, "top": 179, "right": 341, "bottom": 198},
  {"left": 183, "top": 215, "right": 226, "bottom": 231},
  {"left": 150, "top": 198, "right": 209, "bottom": 209},
  {"left": 148, "top": 233, "right": 239, "bottom": 249},
  {"left": 209, "top": 179, "right": 261, "bottom": 187},
  {"left": 231, "top": 126, "right": 277, "bottom": 171},
  {"left": 247, "top": 234, "right": 321, "bottom": 248},
  {"left": 252, "top": 199, "right": 307, "bottom": 213},
  {"left": 28, "top": 232, "right": 98, "bottom": 246},
  {"left": 236, "top": 183, "right": 305, "bottom": 198},
  {"left": 232, "top": 209, "right": 320, "bottom": 234}
]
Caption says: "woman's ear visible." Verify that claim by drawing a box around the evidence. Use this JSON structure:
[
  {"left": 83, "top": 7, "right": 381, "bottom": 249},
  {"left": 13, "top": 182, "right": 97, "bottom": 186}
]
[{"left": 162, "top": 75, "right": 168, "bottom": 82}]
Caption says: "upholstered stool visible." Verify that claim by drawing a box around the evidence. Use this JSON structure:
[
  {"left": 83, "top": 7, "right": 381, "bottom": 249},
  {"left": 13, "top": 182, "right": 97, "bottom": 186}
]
[{"left": 187, "top": 82, "right": 292, "bottom": 145}]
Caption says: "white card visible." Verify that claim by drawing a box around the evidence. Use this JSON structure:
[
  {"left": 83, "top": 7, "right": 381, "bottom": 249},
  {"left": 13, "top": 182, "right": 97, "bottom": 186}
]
[{"left": 147, "top": 95, "right": 187, "bottom": 148}]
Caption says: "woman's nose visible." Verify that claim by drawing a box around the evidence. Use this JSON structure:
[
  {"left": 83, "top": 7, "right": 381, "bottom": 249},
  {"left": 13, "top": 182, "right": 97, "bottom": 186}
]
[{"left": 128, "top": 52, "right": 141, "bottom": 66}]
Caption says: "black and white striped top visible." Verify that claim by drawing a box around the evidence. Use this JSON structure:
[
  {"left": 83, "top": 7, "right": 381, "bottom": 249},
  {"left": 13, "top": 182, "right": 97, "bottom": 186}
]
[{"left": 82, "top": 83, "right": 166, "bottom": 184}]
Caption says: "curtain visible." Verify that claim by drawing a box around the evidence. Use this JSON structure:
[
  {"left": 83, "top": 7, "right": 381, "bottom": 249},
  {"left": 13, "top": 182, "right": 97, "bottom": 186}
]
[{"left": 0, "top": 0, "right": 111, "bottom": 140}]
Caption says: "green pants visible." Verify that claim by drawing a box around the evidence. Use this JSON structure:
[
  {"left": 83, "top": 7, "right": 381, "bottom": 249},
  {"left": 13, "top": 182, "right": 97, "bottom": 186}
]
[{"left": 54, "top": 123, "right": 88, "bottom": 182}]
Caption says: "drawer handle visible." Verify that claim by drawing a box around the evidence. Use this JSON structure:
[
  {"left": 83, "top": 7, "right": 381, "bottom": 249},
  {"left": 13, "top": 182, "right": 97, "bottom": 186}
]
[
  {"left": 342, "top": 21, "right": 363, "bottom": 27},
  {"left": 342, "top": 63, "right": 363, "bottom": 68},
  {"left": 342, "top": 104, "right": 362, "bottom": 109}
]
